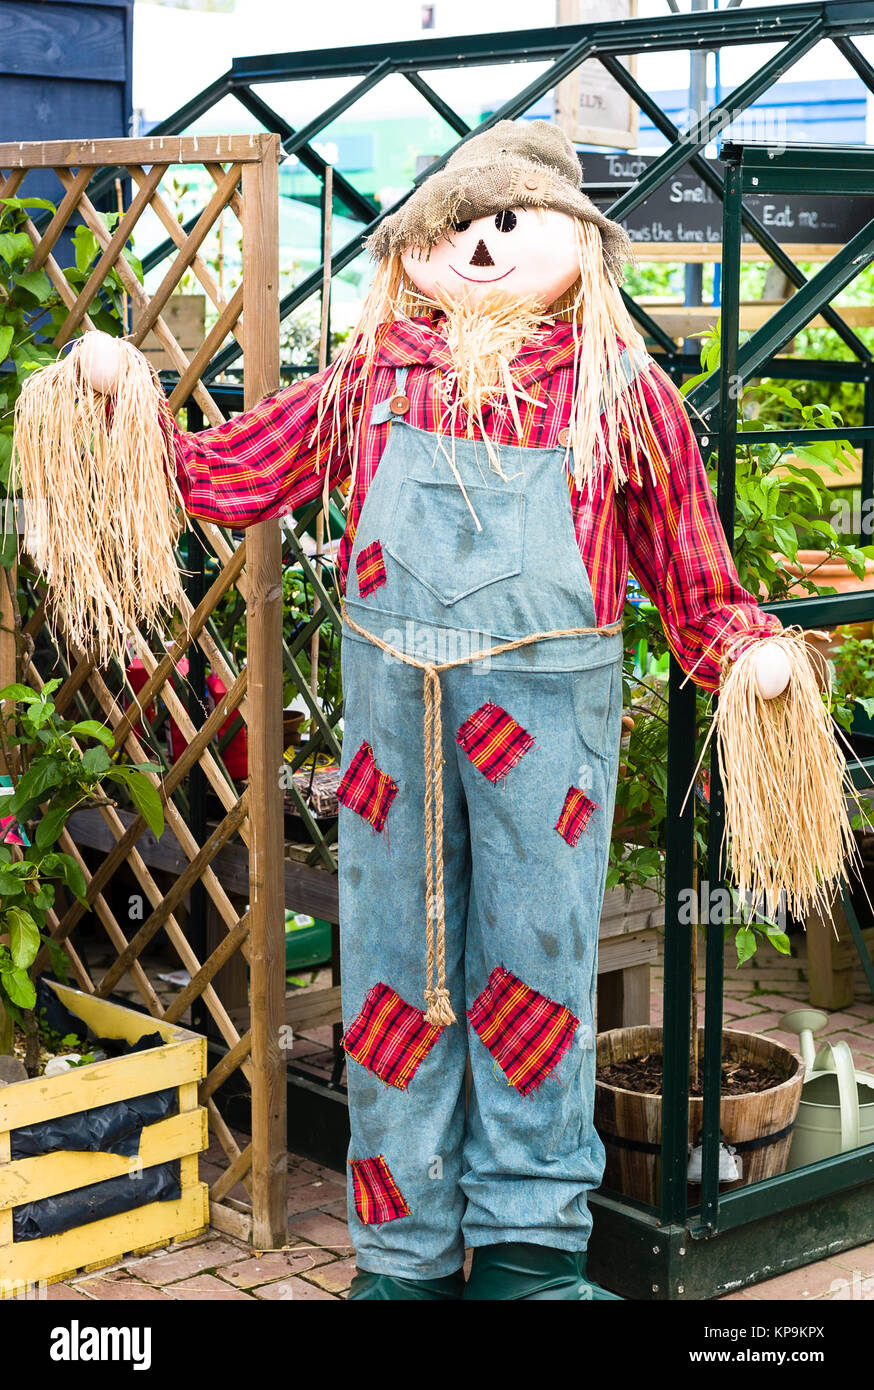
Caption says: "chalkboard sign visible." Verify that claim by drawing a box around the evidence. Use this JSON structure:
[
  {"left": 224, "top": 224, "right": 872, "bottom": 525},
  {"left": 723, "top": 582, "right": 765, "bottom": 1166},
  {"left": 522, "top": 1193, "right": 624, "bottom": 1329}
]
[{"left": 581, "top": 151, "right": 873, "bottom": 252}]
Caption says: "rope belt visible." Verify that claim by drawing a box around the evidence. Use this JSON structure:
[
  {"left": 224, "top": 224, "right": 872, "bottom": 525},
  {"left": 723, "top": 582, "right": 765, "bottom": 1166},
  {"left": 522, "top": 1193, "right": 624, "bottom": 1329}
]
[{"left": 341, "top": 604, "right": 623, "bottom": 1026}]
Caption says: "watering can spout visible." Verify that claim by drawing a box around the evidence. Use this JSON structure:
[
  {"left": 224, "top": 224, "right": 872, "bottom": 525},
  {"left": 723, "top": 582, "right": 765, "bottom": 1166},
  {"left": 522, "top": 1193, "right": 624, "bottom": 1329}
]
[{"left": 780, "top": 1009, "right": 828, "bottom": 1071}]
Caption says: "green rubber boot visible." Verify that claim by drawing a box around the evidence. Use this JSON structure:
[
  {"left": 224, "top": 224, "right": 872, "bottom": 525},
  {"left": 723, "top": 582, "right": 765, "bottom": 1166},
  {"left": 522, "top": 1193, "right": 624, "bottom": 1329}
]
[
  {"left": 463, "top": 1243, "right": 622, "bottom": 1301},
  {"left": 347, "top": 1268, "right": 465, "bottom": 1300}
]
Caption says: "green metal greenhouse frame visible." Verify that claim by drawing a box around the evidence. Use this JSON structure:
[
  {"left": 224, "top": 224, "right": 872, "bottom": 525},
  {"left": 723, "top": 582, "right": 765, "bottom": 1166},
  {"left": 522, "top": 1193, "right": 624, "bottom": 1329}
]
[{"left": 49, "top": 1, "right": 874, "bottom": 1296}]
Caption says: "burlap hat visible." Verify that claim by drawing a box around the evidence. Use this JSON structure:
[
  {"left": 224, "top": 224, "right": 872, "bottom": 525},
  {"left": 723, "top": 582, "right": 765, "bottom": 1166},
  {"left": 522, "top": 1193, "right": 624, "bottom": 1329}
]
[{"left": 368, "top": 118, "right": 631, "bottom": 281}]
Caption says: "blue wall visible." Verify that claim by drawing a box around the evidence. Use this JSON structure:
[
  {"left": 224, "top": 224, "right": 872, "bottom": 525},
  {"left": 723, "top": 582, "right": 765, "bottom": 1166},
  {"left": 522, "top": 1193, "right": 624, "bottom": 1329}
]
[{"left": 0, "top": 0, "right": 133, "bottom": 204}]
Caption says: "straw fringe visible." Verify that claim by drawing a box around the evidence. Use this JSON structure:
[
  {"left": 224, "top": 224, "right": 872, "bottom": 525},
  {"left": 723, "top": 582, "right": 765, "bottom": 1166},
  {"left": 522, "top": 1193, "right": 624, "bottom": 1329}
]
[
  {"left": 716, "top": 628, "right": 860, "bottom": 920},
  {"left": 12, "top": 337, "right": 186, "bottom": 665}
]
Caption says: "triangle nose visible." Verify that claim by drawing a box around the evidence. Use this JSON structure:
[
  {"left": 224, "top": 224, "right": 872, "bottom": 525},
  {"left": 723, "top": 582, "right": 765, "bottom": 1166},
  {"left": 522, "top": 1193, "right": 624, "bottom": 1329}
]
[{"left": 469, "top": 239, "right": 496, "bottom": 268}]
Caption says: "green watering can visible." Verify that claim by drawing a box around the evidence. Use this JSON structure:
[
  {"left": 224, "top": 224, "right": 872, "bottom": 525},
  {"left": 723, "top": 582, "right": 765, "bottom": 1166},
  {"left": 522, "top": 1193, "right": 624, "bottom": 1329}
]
[{"left": 782, "top": 1009, "right": 874, "bottom": 1169}]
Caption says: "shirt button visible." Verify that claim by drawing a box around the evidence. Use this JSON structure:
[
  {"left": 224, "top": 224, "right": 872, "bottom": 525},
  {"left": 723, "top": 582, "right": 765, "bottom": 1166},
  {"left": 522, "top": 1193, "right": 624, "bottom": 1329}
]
[
  {"left": 558, "top": 427, "right": 570, "bottom": 447},
  {"left": 390, "top": 395, "right": 410, "bottom": 416},
  {"left": 524, "top": 177, "right": 539, "bottom": 190}
]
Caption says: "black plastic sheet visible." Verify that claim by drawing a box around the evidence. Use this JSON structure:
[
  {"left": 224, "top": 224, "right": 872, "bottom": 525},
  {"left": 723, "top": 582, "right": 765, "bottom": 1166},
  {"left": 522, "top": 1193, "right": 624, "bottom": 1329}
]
[
  {"left": 10, "top": 1077, "right": 178, "bottom": 1159},
  {"left": 11, "top": 981, "right": 178, "bottom": 1159},
  {"left": 12, "top": 1161, "right": 181, "bottom": 1242}
]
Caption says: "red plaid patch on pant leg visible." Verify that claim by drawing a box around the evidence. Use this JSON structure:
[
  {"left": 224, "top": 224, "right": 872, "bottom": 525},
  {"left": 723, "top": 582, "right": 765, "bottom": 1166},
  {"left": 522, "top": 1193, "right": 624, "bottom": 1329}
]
[
  {"left": 337, "top": 741, "right": 398, "bottom": 832},
  {"left": 456, "top": 702, "right": 534, "bottom": 783},
  {"left": 468, "top": 965, "right": 579, "bottom": 1096},
  {"left": 349, "top": 1155, "right": 410, "bottom": 1225},
  {"left": 356, "top": 539, "right": 387, "bottom": 598},
  {"left": 342, "top": 982, "right": 443, "bottom": 1090},
  {"left": 555, "top": 786, "right": 599, "bottom": 846}
]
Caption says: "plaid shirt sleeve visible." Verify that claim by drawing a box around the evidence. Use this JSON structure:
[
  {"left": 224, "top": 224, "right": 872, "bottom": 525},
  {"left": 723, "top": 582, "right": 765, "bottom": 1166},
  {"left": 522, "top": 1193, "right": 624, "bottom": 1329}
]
[
  {"left": 618, "top": 363, "right": 781, "bottom": 691},
  {"left": 171, "top": 363, "right": 357, "bottom": 527}
]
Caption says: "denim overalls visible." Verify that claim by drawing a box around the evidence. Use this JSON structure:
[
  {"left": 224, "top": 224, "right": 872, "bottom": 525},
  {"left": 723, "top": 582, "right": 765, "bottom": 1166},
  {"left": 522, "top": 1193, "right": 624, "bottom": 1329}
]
[{"left": 337, "top": 367, "right": 624, "bottom": 1278}]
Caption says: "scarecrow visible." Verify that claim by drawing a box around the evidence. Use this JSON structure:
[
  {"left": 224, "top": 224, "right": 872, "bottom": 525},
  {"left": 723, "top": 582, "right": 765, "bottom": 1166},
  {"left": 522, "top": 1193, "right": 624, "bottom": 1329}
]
[{"left": 14, "top": 120, "right": 854, "bottom": 1300}]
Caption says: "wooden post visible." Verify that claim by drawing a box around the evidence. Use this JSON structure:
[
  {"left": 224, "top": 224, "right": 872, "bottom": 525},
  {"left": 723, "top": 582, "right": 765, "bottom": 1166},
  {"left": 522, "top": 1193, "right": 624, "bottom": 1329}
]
[{"left": 242, "top": 137, "right": 287, "bottom": 1249}]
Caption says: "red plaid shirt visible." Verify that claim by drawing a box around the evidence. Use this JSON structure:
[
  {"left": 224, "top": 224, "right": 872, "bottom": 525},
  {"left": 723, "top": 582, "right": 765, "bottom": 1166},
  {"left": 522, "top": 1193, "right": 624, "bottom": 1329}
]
[{"left": 173, "top": 317, "right": 778, "bottom": 690}]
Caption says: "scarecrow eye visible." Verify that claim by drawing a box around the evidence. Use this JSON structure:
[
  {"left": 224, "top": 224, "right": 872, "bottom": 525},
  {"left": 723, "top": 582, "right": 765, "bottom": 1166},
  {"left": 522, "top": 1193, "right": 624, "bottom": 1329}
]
[
  {"left": 450, "top": 218, "right": 472, "bottom": 233},
  {"left": 494, "top": 210, "right": 517, "bottom": 233}
]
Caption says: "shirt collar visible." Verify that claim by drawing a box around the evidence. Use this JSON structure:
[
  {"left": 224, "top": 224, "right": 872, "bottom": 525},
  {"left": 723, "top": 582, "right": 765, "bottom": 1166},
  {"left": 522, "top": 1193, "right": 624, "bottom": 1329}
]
[{"left": 374, "top": 315, "right": 578, "bottom": 387}]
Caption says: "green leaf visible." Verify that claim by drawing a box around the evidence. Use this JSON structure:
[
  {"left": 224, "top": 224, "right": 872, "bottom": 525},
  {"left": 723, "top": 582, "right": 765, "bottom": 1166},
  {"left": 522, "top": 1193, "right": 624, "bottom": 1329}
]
[
  {"left": 771, "top": 521, "right": 798, "bottom": 558},
  {"left": 0, "top": 325, "right": 13, "bottom": 362},
  {"left": 7, "top": 757, "right": 65, "bottom": 813},
  {"left": 7, "top": 906, "right": 40, "bottom": 968},
  {"left": 73, "top": 225, "right": 100, "bottom": 274},
  {"left": 35, "top": 798, "right": 74, "bottom": 849},
  {"left": 0, "top": 865, "right": 27, "bottom": 895},
  {"left": 0, "top": 683, "right": 40, "bottom": 703},
  {"left": 735, "top": 926, "right": 757, "bottom": 966},
  {"left": 69, "top": 720, "right": 115, "bottom": 748},
  {"left": 12, "top": 269, "right": 53, "bottom": 303},
  {"left": 57, "top": 855, "right": 87, "bottom": 901},
  {"left": 32, "top": 882, "right": 55, "bottom": 911},
  {"left": 0, "top": 196, "right": 55, "bottom": 211},
  {"left": 1, "top": 966, "right": 36, "bottom": 1010},
  {"left": 82, "top": 744, "right": 112, "bottom": 775},
  {"left": 111, "top": 767, "right": 164, "bottom": 838},
  {"left": 0, "top": 231, "right": 35, "bottom": 266},
  {"left": 765, "top": 930, "right": 791, "bottom": 956}
]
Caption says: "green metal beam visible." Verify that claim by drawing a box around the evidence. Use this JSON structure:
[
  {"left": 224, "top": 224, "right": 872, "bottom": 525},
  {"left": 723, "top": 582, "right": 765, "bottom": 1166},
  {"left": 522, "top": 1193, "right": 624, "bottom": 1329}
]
[
  {"left": 762, "top": 590, "right": 874, "bottom": 627},
  {"left": 660, "top": 659, "right": 697, "bottom": 1227},
  {"left": 598, "top": 53, "right": 873, "bottom": 363},
  {"left": 605, "top": 20, "right": 824, "bottom": 226},
  {"left": 833, "top": 32, "right": 874, "bottom": 95},
  {"left": 271, "top": 59, "right": 395, "bottom": 163},
  {"left": 404, "top": 71, "right": 470, "bottom": 137},
  {"left": 231, "top": 84, "right": 378, "bottom": 224},
  {"left": 228, "top": 4, "right": 874, "bottom": 84}
]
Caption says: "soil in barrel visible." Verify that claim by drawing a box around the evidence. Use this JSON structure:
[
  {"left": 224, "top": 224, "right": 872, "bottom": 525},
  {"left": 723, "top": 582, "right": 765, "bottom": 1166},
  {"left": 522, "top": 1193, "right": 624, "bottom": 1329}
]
[{"left": 596, "top": 1051, "right": 787, "bottom": 1098}]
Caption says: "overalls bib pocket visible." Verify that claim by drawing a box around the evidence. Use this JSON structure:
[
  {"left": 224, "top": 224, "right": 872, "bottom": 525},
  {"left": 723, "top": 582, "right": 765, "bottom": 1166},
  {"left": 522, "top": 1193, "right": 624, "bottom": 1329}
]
[{"left": 386, "top": 478, "right": 525, "bottom": 606}]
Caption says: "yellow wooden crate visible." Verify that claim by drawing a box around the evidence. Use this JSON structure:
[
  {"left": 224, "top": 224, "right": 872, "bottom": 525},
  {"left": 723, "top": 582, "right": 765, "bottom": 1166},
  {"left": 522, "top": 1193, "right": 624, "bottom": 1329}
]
[{"left": 0, "top": 982, "right": 208, "bottom": 1294}]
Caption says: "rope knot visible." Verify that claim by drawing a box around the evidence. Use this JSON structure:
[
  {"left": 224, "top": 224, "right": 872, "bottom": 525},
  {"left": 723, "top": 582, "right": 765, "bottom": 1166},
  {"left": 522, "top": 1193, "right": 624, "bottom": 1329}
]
[{"left": 424, "top": 987, "right": 456, "bottom": 1028}]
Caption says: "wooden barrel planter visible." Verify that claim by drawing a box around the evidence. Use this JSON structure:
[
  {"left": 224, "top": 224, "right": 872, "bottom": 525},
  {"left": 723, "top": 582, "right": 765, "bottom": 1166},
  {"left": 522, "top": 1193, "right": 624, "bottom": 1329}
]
[{"left": 595, "top": 1026, "right": 804, "bottom": 1207}]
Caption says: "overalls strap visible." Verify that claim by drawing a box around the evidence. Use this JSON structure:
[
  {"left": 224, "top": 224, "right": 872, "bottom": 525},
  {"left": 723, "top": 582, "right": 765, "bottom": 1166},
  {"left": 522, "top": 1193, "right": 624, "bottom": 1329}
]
[{"left": 370, "top": 367, "right": 410, "bottom": 425}]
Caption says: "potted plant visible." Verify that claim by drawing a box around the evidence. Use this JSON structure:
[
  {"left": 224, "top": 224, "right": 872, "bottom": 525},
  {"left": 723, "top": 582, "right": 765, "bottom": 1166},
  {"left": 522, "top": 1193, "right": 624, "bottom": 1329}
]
[
  {"left": 595, "top": 1023, "right": 804, "bottom": 1206},
  {"left": 0, "top": 678, "right": 165, "bottom": 1061},
  {"left": 0, "top": 682, "right": 208, "bottom": 1291}
]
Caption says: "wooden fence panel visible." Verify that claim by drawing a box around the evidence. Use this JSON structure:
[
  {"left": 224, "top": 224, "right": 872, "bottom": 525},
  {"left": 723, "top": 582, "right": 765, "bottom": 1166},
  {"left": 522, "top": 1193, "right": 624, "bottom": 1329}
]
[{"left": 0, "top": 134, "right": 288, "bottom": 1245}]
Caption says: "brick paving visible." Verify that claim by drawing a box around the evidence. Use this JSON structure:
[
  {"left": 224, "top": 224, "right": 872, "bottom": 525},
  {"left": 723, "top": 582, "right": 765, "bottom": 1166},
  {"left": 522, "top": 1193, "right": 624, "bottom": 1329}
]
[{"left": 41, "top": 930, "right": 874, "bottom": 1302}]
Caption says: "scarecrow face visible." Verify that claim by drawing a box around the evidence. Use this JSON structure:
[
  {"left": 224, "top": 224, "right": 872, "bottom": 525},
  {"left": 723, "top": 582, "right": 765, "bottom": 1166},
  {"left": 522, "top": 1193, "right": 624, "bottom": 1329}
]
[{"left": 401, "top": 207, "right": 581, "bottom": 308}]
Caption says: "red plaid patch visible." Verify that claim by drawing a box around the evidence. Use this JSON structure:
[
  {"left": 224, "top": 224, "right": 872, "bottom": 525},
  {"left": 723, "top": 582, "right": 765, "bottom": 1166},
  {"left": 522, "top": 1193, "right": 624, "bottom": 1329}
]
[
  {"left": 456, "top": 702, "right": 534, "bottom": 783},
  {"left": 342, "top": 982, "right": 443, "bottom": 1090},
  {"left": 350, "top": 1155, "right": 410, "bottom": 1225},
  {"left": 468, "top": 965, "right": 578, "bottom": 1096},
  {"left": 555, "top": 787, "right": 599, "bottom": 846},
  {"left": 356, "top": 539, "right": 387, "bottom": 598},
  {"left": 337, "top": 741, "right": 398, "bottom": 832}
]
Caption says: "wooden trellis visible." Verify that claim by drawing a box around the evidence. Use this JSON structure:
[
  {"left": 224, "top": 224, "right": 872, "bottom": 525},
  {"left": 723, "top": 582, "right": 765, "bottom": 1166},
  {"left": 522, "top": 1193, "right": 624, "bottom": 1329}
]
[{"left": 0, "top": 134, "right": 288, "bottom": 1248}]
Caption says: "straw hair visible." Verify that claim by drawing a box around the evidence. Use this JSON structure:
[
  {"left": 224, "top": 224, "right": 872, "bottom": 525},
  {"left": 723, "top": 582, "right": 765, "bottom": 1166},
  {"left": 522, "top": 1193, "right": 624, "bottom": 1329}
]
[
  {"left": 12, "top": 337, "right": 186, "bottom": 665},
  {"left": 716, "top": 629, "right": 858, "bottom": 919},
  {"left": 316, "top": 218, "right": 681, "bottom": 501}
]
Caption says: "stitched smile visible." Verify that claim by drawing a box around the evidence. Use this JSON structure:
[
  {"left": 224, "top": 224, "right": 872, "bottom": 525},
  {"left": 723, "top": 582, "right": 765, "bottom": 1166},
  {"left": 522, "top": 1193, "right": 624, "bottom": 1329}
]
[{"left": 449, "top": 265, "right": 516, "bottom": 283}]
